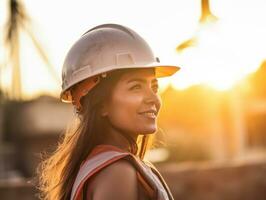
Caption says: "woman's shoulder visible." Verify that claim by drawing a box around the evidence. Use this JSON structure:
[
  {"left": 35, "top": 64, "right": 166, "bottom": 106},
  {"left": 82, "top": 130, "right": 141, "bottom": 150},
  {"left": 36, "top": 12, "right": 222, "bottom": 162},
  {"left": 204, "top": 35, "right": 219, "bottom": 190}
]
[
  {"left": 86, "top": 158, "right": 138, "bottom": 200},
  {"left": 91, "top": 158, "right": 137, "bottom": 183}
]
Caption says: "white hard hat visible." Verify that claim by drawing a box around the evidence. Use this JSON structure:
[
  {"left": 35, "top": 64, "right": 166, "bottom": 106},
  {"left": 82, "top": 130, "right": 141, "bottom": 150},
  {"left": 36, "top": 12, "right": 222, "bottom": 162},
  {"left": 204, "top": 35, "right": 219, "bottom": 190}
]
[{"left": 60, "top": 24, "right": 180, "bottom": 109}]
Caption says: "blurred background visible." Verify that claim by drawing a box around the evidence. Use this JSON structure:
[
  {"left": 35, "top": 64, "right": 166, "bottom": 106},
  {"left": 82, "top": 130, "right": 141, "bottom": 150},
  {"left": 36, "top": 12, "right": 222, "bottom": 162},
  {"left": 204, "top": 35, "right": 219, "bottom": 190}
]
[{"left": 0, "top": 0, "right": 266, "bottom": 199}]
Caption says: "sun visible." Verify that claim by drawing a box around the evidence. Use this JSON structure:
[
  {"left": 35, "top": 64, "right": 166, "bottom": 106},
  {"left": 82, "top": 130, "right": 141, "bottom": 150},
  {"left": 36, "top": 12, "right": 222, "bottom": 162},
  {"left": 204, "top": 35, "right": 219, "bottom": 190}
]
[{"left": 172, "top": 18, "right": 265, "bottom": 91}]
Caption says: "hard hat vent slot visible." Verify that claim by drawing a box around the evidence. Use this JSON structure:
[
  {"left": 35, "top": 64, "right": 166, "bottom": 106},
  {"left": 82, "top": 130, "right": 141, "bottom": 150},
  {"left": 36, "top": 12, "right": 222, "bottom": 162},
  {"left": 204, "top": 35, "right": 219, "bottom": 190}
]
[{"left": 116, "top": 53, "right": 135, "bottom": 66}]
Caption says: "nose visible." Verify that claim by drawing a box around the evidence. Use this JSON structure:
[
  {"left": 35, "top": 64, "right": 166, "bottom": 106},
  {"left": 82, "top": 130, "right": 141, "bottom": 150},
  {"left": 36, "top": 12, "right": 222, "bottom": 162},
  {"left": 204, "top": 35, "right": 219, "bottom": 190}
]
[{"left": 143, "top": 88, "right": 161, "bottom": 108}]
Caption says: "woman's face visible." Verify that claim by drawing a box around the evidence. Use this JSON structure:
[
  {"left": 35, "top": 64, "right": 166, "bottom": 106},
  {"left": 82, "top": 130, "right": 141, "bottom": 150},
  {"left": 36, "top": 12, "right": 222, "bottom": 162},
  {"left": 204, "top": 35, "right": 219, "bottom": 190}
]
[{"left": 103, "top": 68, "right": 161, "bottom": 138}]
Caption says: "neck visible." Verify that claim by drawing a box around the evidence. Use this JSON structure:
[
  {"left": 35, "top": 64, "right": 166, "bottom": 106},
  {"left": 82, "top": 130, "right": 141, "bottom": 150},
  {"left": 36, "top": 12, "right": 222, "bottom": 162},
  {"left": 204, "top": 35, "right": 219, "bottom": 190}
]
[{"left": 102, "top": 123, "right": 138, "bottom": 152}]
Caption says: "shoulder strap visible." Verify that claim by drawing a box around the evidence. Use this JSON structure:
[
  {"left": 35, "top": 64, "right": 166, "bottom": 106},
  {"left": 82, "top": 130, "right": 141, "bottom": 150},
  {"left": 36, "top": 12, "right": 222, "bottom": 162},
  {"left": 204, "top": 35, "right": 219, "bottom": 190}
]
[
  {"left": 70, "top": 150, "right": 129, "bottom": 200},
  {"left": 82, "top": 180, "right": 88, "bottom": 200},
  {"left": 127, "top": 157, "right": 173, "bottom": 200},
  {"left": 71, "top": 150, "right": 173, "bottom": 200},
  {"left": 144, "top": 160, "right": 174, "bottom": 200}
]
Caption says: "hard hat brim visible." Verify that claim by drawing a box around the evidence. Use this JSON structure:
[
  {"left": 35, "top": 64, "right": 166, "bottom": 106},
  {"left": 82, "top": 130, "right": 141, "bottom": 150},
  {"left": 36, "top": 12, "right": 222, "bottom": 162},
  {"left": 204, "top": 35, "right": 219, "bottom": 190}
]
[
  {"left": 154, "top": 65, "right": 180, "bottom": 78},
  {"left": 60, "top": 64, "right": 180, "bottom": 103}
]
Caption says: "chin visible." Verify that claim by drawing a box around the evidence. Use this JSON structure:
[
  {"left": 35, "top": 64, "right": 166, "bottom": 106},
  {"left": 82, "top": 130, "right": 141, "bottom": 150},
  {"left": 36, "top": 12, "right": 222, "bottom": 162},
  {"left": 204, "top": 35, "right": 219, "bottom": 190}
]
[{"left": 139, "top": 127, "right": 157, "bottom": 135}]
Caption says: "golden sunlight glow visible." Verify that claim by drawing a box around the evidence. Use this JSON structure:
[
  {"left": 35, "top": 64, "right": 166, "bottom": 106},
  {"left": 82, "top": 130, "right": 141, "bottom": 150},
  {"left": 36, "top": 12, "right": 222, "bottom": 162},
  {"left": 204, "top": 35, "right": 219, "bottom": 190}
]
[
  {"left": 145, "top": 148, "right": 170, "bottom": 163},
  {"left": 173, "top": 1, "right": 266, "bottom": 91}
]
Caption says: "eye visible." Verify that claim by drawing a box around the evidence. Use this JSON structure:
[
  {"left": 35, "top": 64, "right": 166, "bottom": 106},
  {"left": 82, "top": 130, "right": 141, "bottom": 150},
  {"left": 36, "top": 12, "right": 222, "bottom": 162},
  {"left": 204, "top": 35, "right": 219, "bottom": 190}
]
[{"left": 130, "top": 84, "right": 142, "bottom": 90}]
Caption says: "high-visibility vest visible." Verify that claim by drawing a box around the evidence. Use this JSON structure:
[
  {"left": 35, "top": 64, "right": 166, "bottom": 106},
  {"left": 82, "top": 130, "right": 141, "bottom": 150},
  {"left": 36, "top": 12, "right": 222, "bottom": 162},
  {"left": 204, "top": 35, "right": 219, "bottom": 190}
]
[{"left": 70, "top": 144, "right": 174, "bottom": 200}]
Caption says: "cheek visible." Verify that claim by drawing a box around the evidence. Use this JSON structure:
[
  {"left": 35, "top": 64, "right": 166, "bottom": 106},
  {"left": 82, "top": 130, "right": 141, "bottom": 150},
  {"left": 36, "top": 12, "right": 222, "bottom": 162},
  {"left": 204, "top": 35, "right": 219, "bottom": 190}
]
[
  {"left": 106, "top": 93, "right": 160, "bottom": 135},
  {"left": 107, "top": 93, "right": 143, "bottom": 127}
]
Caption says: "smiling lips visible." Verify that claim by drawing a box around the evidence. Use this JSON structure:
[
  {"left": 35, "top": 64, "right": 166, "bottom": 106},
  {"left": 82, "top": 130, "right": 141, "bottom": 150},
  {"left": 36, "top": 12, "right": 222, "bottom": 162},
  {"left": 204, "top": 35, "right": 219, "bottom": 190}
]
[{"left": 138, "top": 109, "right": 157, "bottom": 119}]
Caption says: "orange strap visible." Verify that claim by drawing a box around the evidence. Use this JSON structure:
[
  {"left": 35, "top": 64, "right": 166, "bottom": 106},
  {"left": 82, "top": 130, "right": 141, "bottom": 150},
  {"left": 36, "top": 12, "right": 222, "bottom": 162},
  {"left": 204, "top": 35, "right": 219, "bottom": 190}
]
[{"left": 71, "top": 76, "right": 100, "bottom": 111}]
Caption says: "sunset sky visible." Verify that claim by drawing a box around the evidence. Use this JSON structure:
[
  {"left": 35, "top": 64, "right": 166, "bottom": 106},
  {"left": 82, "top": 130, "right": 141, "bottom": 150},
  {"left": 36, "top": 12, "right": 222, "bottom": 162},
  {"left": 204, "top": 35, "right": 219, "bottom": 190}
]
[{"left": 0, "top": 0, "right": 266, "bottom": 99}]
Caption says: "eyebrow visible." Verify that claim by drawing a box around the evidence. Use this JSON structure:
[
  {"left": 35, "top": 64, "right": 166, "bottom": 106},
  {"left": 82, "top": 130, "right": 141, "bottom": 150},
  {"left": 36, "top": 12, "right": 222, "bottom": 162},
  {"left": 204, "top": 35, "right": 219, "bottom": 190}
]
[{"left": 127, "top": 78, "right": 158, "bottom": 84}]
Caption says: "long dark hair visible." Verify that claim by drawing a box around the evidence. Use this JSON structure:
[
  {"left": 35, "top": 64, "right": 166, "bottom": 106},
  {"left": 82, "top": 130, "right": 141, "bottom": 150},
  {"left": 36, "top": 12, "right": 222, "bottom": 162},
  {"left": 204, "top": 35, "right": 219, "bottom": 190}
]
[{"left": 37, "top": 68, "right": 154, "bottom": 200}]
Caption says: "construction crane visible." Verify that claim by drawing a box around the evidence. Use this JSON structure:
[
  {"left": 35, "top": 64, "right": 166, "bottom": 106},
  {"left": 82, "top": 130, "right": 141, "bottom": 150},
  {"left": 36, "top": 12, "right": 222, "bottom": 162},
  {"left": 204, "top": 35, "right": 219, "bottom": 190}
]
[{"left": 3, "top": 0, "right": 60, "bottom": 100}]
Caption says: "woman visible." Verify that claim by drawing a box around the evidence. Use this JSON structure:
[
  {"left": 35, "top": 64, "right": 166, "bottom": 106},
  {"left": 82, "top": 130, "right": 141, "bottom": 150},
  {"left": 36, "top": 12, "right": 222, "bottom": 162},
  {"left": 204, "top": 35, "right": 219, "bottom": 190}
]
[{"left": 37, "top": 24, "right": 180, "bottom": 200}]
